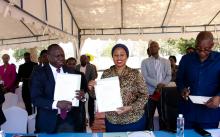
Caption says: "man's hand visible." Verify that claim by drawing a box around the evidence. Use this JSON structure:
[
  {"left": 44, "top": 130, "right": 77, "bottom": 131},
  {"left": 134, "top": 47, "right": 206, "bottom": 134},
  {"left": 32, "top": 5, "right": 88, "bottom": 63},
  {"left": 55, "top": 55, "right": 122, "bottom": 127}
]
[
  {"left": 116, "top": 106, "right": 132, "bottom": 115},
  {"left": 205, "top": 96, "right": 220, "bottom": 108},
  {"left": 75, "top": 90, "right": 85, "bottom": 101},
  {"left": 157, "top": 83, "right": 165, "bottom": 90},
  {"left": 88, "top": 80, "right": 96, "bottom": 91},
  {"left": 57, "top": 100, "right": 72, "bottom": 111},
  {"left": 181, "top": 88, "right": 190, "bottom": 100}
]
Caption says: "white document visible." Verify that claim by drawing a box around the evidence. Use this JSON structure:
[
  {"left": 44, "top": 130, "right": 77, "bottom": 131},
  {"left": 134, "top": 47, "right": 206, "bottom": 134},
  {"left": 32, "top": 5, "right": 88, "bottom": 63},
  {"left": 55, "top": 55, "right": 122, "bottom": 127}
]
[
  {"left": 54, "top": 73, "right": 81, "bottom": 106},
  {"left": 127, "top": 131, "right": 155, "bottom": 137},
  {"left": 103, "top": 132, "right": 127, "bottom": 137},
  {"left": 95, "top": 76, "right": 123, "bottom": 112},
  {"left": 189, "top": 95, "right": 211, "bottom": 105},
  {"left": 207, "top": 129, "right": 220, "bottom": 137}
]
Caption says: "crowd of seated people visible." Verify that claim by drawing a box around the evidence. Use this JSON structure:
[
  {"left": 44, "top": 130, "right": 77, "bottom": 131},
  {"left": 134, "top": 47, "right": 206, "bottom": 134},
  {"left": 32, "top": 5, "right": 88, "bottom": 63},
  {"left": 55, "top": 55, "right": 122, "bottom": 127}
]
[{"left": 0, "top": 31, "right": 219, "bottom": 134}]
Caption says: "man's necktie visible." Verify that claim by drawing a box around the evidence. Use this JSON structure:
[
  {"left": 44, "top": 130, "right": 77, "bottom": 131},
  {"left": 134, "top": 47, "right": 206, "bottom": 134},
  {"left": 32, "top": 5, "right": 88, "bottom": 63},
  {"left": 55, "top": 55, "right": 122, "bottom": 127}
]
[
  {"left": 56, "top": 68, "right": 60, "bottom": 73},
  {"left": 60, "top": 109, "right": 67, "bottom": 120},
  {"left": 56, "top": 67, "right": 67, "bottom": 119}
]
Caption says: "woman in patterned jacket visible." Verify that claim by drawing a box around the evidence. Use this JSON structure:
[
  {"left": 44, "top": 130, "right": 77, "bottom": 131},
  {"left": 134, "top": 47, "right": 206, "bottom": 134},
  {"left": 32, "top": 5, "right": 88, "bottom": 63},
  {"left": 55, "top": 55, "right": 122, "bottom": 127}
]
[{"left": 88, "top": 44, "right": 148, "bottom": 132}]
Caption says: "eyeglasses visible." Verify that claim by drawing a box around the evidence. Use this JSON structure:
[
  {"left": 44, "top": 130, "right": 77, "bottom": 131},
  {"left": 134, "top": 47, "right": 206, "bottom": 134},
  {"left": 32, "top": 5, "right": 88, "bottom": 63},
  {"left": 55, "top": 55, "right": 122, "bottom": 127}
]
[{"left": 196, "top": 47, "right": 211, "bottom": 52}]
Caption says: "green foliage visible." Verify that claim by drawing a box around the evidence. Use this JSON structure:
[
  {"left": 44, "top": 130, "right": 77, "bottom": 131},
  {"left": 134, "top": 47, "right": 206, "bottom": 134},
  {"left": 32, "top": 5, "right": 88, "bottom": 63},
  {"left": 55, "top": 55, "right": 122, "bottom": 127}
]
[
  {"left": 13, "top": 49, "right": 28, "bottom": 61},
  {"left": 165, "top": 38, "right": 195, "bottom": 55},
  {"left": 160, "top": 39, "right": 179, "bottom": 56},
  {"left": 130, "top": 41, "right": 149, "bottom": 57},
  {"left": 213, "top": 40, "right": 220, "bottom": 51},
  {"left": 177, "top": 38, "right": 195, "bottom": 54},
  {"left": 100, "top": 41, "right": 116, "bottom": 57}
]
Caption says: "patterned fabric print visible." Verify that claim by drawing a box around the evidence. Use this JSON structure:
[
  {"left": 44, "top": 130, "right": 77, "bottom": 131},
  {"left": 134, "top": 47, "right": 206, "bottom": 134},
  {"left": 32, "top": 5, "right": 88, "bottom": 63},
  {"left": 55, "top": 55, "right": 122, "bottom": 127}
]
[{"left": 101, "top": 66, "right": 148, "bottom": 124}]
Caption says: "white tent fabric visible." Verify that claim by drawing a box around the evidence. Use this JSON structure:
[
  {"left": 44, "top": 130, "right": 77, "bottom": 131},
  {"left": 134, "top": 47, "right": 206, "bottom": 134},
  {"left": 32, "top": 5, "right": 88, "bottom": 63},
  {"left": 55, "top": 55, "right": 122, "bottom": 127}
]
[
  {"left": 66, "top": 0, "right": 220, "bottom": 28},
  {"left": 1, "top": 0, "right": 220, "bottom": 49},
  {"left": 67, "top": 1, "right": 220, "bottom": 27},
  {"left": 0, "top": 0, "right": 78, "bottom": 50}
]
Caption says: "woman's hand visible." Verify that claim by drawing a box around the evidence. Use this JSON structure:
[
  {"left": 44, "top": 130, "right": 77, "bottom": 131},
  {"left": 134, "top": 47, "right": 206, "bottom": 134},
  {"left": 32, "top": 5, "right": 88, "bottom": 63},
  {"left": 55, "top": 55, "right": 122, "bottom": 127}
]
[{"left": 116, "top": 106, "right": 132, "bottom": 115}]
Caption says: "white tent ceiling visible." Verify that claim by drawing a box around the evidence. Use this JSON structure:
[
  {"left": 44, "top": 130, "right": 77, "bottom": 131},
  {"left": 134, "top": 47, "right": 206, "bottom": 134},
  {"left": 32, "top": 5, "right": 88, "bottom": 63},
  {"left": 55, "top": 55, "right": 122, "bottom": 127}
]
[
  {"left": 67, "top": 0, "right": 220, "bottom": 42},
  {"left": 1, "top": 0, "right": 220, "bottom": 49},
  {"left": 0, "top": 0, "right": 78, "bottom": 50},
  {"left": 66, "top": 0, "right": 220, "bottom": 28}
]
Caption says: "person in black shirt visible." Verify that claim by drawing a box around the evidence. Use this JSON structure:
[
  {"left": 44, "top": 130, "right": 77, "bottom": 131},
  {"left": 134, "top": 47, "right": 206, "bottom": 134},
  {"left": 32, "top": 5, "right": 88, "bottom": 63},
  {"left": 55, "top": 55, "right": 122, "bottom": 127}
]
[{"left": 17, "top": 52, "right": 37, "bottom": 115}]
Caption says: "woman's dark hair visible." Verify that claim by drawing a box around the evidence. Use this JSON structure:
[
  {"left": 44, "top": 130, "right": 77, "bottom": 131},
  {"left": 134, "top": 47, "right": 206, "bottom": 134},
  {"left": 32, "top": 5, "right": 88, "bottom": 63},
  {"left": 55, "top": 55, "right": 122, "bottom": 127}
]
[
  {"left": 169, "top": 55, "right": 177, "bottom": 63},
  {"left": 111, "top": 44, "right": 129, "bottom": 57}
]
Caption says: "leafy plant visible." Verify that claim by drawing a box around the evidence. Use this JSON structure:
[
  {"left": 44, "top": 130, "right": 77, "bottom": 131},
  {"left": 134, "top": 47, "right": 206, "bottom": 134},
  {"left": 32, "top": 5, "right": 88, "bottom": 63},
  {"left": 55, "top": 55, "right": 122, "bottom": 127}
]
[{"left": 13, "top": 49, "right": 28, "bottom": 61}]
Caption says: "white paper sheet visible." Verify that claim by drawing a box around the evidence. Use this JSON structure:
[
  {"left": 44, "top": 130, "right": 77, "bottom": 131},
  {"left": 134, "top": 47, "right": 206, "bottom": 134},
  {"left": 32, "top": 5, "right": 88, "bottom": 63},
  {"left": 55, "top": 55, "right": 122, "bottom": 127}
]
[
  {"left": 189, "top": 95, "right": 211, "bottom": 105},
  {"left": 127, "top": 131, "right": 155, "bottom": 137},
  {"left": 207, "top": 129, "right": 220, "bottom": 137},
  {"left": 54, "top": 73, "right": 81, "bottom": 106},
  {"left": 95, "top": 76, "right": 123, "bottom": 112},
  {"left": 103, "top": 132, "right": 127, "bottom": 137}
]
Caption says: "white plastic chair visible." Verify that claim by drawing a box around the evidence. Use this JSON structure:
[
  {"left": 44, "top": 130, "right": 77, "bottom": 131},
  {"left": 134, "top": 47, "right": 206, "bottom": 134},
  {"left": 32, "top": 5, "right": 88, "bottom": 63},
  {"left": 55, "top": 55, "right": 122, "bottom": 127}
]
[
  {"left": 2, "top": 93, "right": 18, "bottom": 110},
  {"left": 15, "top": 86, "right": 25, "bottom": 109},
  {"left": 1, "top": 106, "right": 28, "bottom": 133},
  {"left": 27, "top": 113, "right": 36, "bottom": 133}
]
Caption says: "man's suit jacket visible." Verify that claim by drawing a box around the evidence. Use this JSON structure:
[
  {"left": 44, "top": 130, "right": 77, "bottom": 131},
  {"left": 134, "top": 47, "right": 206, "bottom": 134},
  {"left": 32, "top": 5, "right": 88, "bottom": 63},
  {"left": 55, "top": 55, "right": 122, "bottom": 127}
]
[
  {"left": 30, "top": 64, "right": 87, "bottom": 133},
  {"left": 141, "top": 56, "right": 172, "bottom": 95},
  {"left": 75, "top": 63, "right": 97, "bottom": 82}
]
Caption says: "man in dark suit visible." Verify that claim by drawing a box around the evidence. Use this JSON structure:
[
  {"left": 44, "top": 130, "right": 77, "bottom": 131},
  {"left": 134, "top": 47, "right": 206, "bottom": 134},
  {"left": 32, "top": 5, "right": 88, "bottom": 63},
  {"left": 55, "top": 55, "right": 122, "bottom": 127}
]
[
  {"left": 75, "top": 55, "right": 97, "bottom": 127},
  {"left": 30, "top": 44, "right": 87, "bottom": 133},
  {"left": 38, "top": 49, "right": 49, "bottom": 67},
  {"left": 17, "top": 52, "right": 37, "bottom": 115}
]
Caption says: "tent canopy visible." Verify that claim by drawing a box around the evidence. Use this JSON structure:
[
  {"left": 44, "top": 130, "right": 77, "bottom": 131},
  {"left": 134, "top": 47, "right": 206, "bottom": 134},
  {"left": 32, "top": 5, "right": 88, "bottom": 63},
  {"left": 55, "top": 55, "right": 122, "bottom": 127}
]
[
  {"left": 1, "top": 0, "right": 220, "bottom": 49},
  {"left": 67, "top": 0, "right": 220, "bottom": 29}
]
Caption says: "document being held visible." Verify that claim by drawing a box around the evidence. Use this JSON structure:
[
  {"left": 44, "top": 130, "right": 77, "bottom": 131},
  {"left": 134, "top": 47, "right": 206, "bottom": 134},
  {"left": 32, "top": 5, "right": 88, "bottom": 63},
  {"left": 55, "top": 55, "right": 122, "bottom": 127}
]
[
  {"left": 95, "top": 76, "right": 123, "bottom": 112},
  {"left": 189, "top": 95, "right": 211, "bottom": 105},
  {"left": 54, "top": 73, "right": 81, "bottom": 106}
]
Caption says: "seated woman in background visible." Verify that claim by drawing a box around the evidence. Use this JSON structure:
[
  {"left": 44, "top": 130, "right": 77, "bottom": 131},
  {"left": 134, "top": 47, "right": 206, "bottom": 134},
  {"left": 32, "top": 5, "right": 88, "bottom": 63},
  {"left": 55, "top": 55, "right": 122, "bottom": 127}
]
[
  {"left": 0, "top": 54, "right": 16, "bottom": 93},
  {"left": 88, "top": 44, "right": 148, "bottom": 132},
  {"left": 169, "top": 55, "right": 178, "bottom": 82}
]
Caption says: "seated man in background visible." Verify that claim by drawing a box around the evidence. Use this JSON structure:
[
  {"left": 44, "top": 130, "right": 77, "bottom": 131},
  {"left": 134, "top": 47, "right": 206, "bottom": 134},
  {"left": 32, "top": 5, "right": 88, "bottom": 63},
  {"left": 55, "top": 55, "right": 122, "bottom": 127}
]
[{"left": 177, "top": 31, "right": 220, "bottom": 129}]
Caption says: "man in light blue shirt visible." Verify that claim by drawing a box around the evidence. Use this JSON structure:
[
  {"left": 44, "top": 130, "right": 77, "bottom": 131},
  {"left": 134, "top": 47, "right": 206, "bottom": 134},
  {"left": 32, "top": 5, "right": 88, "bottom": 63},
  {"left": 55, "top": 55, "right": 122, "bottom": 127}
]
[{"left": 141, "top": 41, "right": 172, "bottom": 130}]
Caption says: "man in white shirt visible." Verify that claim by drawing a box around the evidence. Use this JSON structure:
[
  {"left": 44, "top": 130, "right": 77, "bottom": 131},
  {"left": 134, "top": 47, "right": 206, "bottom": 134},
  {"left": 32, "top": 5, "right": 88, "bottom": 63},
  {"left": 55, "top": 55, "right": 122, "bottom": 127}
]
[
  {"left": 31, "top": 44, "right": 87, "bottom": 133},
  {"left": 141, "top": 41, "right": 172, "bottom": 130}
]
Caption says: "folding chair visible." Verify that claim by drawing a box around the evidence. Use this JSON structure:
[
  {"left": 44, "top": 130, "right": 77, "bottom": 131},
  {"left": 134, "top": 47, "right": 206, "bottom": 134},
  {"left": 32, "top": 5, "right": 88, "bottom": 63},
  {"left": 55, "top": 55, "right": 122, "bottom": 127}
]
[{"left": 160, "top": 87, "right": 180, "bottom": 132}]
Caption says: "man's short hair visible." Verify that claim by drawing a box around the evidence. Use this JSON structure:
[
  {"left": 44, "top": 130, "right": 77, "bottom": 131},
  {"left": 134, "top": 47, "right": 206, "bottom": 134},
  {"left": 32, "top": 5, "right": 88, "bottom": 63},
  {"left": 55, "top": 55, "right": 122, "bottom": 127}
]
[
  {"left": 47, "top": 44, "right": 60, "bottom": 55},
  {"left": 40, "top": 49, "right": 47, "bottom": 56},
  {"left": 196, "top": 31, "right": 214, "bottom": 46},
  {"left": 24, "top": 52, "right": 30, "bottom": 57},
  {"left": 66, "top": 57, "right": 77, "bottom": 63}
]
